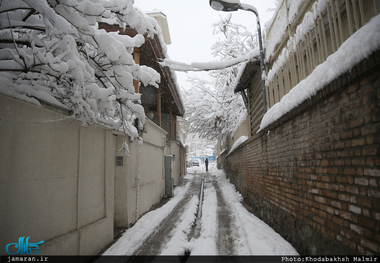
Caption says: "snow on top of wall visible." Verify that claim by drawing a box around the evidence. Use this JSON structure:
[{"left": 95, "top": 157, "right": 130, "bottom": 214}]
[
  {"left": 220, "top": 148, "right": 227, "bottom": 155},
  {"left": 227, "top": 135, "right": 248, "bottom": 156},
  {"left": 258, "top": 14, "right": 380, "bottom": 133}
]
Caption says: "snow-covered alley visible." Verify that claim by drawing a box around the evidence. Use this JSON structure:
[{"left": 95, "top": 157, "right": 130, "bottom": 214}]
[{"left": 103, "top": 164, "right": 299, "bottom": 257}]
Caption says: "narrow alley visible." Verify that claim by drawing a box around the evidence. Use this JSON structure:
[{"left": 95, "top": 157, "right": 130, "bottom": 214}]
[{"left": 103, "top": 164, "right": 299, "bottom": 257}]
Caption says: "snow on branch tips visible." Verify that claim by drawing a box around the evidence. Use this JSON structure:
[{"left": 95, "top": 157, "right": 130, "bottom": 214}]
[
  {"left": 0, "top": 0, "right": 161, "bottom": 156},
  {"left": 181, "top": 15, "right": 257, "bottom": 141}
]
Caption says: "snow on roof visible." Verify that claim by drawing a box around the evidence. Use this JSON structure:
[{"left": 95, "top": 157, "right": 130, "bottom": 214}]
[
  {"left": 146, "top": 11, "right": 172, "bottom": 45},
  {"left": 258, "top": 14, "right": 380, "bottom": 133},
  {"left": 266, "top": 0, "right": 331, "bottom": 85},
  {"left": 233, "top": 58, "right": 261, "bottom": 93},
  {"left": 264, "top": 0, "right": 323, "bottom": 63},
  {"left": 264, "top": 0, "right": 287, "bottom": 62},
  {"left": 264, "top": 0, "right": 284, "bottom": 33}
]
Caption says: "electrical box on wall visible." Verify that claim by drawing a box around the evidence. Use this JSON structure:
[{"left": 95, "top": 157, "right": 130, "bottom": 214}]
[{"left": 116, "top": 156, "right": 123, "bottom": 166}]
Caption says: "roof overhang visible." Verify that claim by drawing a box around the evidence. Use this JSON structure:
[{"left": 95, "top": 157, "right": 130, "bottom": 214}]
[
  {"left": 234, "top": 59, "right": 260, "bottom": 93},
  {"left": 98, "top": 22, "right": 184, "bottom": 117}
]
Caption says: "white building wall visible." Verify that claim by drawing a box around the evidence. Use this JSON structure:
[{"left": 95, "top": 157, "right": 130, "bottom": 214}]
[
  {"left": 114, "top": 118, "right": 166, "bottom": 228},
  {"left": 230, "top": 117, "right": 249, "bottom": 150},
  {"left": 1, "top": 93, "right": 181, "bottom": 255},
  {"left": 0, "top": 94, "right": 115, "bottom": 255}
]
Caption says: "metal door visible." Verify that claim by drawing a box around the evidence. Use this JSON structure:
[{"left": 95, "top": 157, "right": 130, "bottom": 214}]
[{"left": 164, "top": 155, "right": 174, "bottom": 197}]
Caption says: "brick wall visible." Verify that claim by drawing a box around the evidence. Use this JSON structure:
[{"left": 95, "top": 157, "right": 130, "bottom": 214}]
[{"left": 225, "top": 49, "right": 380, "bottom": 255}]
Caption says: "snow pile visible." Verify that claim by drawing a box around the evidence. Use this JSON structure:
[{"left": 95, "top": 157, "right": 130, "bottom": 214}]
[
  {"left": 227, "top": 135, "right": 248, "bottom": 156},
  {"left": 212, "top": 166, "right": 227, "bottom": 178},
  {"left": 259, "top": 14, "right": 380, "bottom": 132},
  {"left": 211, "top": 166, "right": 299, "bottom": 255},
  {"left": 103, "top": 176, "right": 193, "bottom": 255}
]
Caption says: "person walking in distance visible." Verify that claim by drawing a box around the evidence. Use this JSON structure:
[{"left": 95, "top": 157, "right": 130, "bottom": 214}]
[{"left": 205, "top": 158, "right": 209, "bottom": 172}]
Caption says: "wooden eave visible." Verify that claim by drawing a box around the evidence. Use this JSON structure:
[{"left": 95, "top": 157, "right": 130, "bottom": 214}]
[
  {"left": 234, "top": 60, "right": 260, "bottom": 93},
  {"left": 144, "top": 34, "right": 184, "bottom": 116},
  {"left": 98, "top": 22, "right": 184, "bottom": 117}
]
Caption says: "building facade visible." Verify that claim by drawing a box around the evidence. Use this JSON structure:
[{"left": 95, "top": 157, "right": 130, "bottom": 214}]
[
  {"left": 224, "top": 0, "right": 380, "bottom": 255},
  {"left": 0, "top": 10, "right": 186, "bottom": 256}
]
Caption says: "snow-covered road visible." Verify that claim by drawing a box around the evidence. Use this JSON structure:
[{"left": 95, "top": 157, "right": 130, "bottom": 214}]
[{"left": 103, "top": 165, "right": 299, "bottom": 256}]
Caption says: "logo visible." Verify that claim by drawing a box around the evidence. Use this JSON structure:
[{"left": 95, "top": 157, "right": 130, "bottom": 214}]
[{"left": 5, "top": 237, "right": 44, "bottom": 255}]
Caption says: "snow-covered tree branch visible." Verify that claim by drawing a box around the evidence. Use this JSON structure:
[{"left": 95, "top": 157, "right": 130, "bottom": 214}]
[
  {"left": 160, "top": 49, "right": 258, "bottom": 72},
  {"left": 182, "top": 15, "right": 257, "bottom": 141},
  {"left": 0, "top": 0, "right": 161, "bottom": 156}
]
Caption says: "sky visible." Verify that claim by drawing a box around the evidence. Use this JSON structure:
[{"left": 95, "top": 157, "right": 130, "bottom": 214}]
[{"left": 135, "top": 0, "right": 277, "bottom": 90}]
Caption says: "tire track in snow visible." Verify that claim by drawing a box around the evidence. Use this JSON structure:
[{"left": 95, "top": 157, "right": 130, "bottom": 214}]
[
  {"left": 103, "top": 176, "right": 193, "bottom": 256},
  {"left": 212, "top": 175, "right": 235, "bottom": 255},
  {"left": 135, "top": 175, "right": 202, "bottom": 255},
  {"left": 214, "top": 172, "right": 299, "bottom": 255},
  {"left": 190, "top": 173, "right": 218, "bottom": 255},
  {"left": 159, "top": 195, "right": 199, "bottom": 255}
]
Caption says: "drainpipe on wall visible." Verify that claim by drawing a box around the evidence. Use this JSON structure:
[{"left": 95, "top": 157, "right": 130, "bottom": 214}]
[
  {"left": 135, "top": 142, "right": 141, "bottom": 222},
  {"left": 240, "top": 90, "right": 249, "bottom": 110}
]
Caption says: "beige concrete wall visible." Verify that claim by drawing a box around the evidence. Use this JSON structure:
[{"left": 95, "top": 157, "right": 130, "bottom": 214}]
[
  {"left": 1, "top": 93, "right": 184, "bottom": 254},
  {"left": 230, "top": 118, "right": 249, "bottom": 150},
  {"left": 0, "top": 94, "right": 115, "bottom": 255},
  {"left": 114, "top": 118, "right": 166, "bottom": 228}
]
